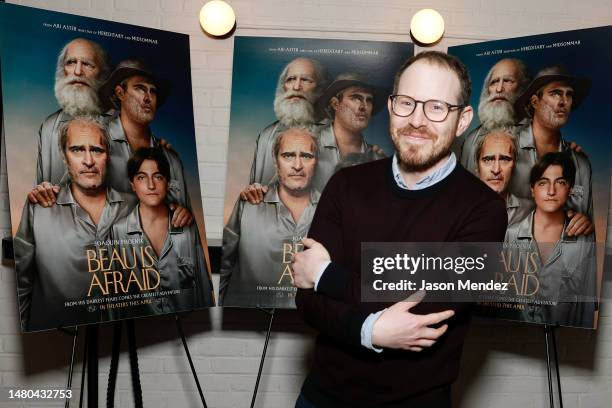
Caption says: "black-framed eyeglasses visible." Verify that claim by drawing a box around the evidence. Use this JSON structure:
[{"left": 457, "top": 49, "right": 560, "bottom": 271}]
[{"left": 389, "top": 94, "right": 465, "bottom": 122}]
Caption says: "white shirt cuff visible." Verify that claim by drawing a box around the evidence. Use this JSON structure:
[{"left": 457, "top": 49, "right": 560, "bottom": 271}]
[
  {"left": 360, "top": 310, "right": 385, "bottom": 353},
  {"left": 313, "top": 260, "right": 331, "bottom": 291}
]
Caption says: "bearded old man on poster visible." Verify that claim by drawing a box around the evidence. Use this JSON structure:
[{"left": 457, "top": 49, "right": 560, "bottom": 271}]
[
  {"left": 35, "top": 38, "right": 112, "bottom": 186},
  {"left": 244, "top": 57, "right": 329, "bottom": 195},
  {"left": 458, "top": 58, "right": 530, "bottom": 173}
]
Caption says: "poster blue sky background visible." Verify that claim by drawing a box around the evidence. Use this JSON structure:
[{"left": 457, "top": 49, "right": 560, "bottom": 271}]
[
  {"left": 225, "top": 36, "right": 413, "bottom": 221},
  {"left": 0, "top": 3, "right": 206, "bottom": 243}
]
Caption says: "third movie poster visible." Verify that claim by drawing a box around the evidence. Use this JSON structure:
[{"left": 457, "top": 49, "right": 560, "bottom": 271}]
[{"left": 449, "top": 27, "right": 612, "bottom": 329}]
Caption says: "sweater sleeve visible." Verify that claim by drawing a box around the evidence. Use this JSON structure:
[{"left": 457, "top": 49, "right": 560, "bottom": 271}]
[{"left": 295, "top": 172, "right": 370, "bottom": 348}]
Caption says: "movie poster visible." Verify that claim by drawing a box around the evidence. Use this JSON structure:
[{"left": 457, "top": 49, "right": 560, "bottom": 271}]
[
  {"left": 448, "top": 27, "right": 612, "bottom": 329},
  {"left": 221, "top": 36, "right": 413, "bottom": 308},
  {"left": 0, "top": 3, "right": 215, "bottom": 332}
]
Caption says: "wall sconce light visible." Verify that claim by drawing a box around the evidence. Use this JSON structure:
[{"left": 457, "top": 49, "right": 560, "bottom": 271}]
[
  {"left": 199, "top": 1, "right": 236, "bottom": 37},
  {"left": 410, "top": 9, "right": 445, "bottom": 45}
]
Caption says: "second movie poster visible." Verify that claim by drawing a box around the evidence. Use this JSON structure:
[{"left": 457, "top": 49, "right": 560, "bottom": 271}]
[{"left": 221, "top": 36, "right": 413, "bottom": 308}]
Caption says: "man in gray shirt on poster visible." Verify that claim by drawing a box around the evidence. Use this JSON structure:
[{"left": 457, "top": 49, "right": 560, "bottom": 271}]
[
  {"left": 15, "top": 116, "right": 135, "bottom": 332},
  {"left": 220, "top": 127, "right": 320, "bottom": 308}
]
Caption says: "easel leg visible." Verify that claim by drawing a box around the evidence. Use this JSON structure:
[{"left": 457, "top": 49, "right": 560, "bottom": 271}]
[
  {"left": 544, "top": 325, "right": 554, "bottom": 408},
  {"left": 79, "top": 335, "right": 88, "bottom": 408},
  {"left": 550, "top": 326, "right": 564, "bottom": 408},
  {"left": 126, "top": 320, "right": 143, "bottom": 408},
  {"left": 544, "top": 325, "right": 563, "bottom": 408},
  {"left": 106, "top": 322, "right": 123, "bottom": 408},
  {"left": 251, "top": 308, "right": 275, "bottom": 408},
  {"left": 65, "top": 327, "right": 79, "bottom": 408},
  {"left": 86, "top": 325, "right": 98, "bottom": 408},
  {"left": 175, "top": 316, "right": 208, "bottom": 408}
]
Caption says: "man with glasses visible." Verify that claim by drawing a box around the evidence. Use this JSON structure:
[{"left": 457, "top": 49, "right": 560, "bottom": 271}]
[{"left": 291, "top": 51, "right": 507, "bottom": 407}]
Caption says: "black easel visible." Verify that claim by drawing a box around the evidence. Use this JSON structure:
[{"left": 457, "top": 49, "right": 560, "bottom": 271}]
[
  {"left": 175, "top": 315, "right": 209, "bottom": 408},
  {"left": 251, "top": 308, "right": 276, "bottom": 408},
  {"left": 60, "top": 324, "right": 98, "bottom": 408},
  {"left": 103, "top": 316, "right": 209, "bottom": 408},
  {"left": 61, "top": 327, "right": 79, "bottom": 408},
  {"left": 543, "top": 324, "right": 563, "bottom": 408}
]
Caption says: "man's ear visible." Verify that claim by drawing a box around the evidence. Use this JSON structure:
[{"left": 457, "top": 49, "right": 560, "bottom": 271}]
[
  {"left": 330, "top": 96, "right": 339, "bottom": 111},
  {"left": 114, "top": 85, "right": 125, "bottom": 100},
  {"left": 455, "top": 106, "right": 474, "bottom": 137},
  {"left": 529, "top": 94, "right": 539, "bottom": 111}
]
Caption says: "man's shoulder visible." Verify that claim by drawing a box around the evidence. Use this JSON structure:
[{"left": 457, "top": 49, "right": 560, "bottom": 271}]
[
  {"left": 568, "top": 146, "right": 592, "bottom": 170},
  {"left": 40, "top": 109, "right": 63, "bottom": 127},
  {"left": 259, "top": 121, "right": 281, "bottom": 136}
]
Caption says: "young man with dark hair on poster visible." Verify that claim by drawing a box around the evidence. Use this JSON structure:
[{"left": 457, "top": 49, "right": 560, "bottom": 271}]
[
  {"left": 109, "top": 147, "right": 214, "bottom": 318},
  {"left": 290, "top": 51, "right": 507, "bottom": 407},
  {"left": 504, "top": 152, "right": 597, "bottom": 328}
]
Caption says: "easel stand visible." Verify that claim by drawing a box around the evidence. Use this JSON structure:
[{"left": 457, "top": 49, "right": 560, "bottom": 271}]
[
  {"left": 543, "top": 324, "right": 563, "bottom": 408},
  {"left": 251, "top": 308, "right": 276, "bottom": 408},
  {"left": 62, "top": 317, "right": 209, "bottom": 408},
  {"left": 61, "top": 325, "right": 99, "bottom": 408}
]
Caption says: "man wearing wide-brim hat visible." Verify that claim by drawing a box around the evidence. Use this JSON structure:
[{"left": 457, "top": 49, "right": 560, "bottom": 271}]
[
  {"left": 99, "top": 59, "right": 170, "bottom": 111},
  {"left": 309, "top": 73, "right": 387, "bottom": 190},
  {"left": 100, "top": 59, "right": 194, "bottom": 228},
  {"left": 510, "top": 64, "right": 594, "bottom": 236}
]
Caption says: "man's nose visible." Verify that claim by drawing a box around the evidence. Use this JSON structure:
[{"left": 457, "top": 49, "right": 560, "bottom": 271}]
[
  {"left": 82, "top": 150, "right": 94, "bottom": 166},
  {"left": 292, "top": 78, "right": 302, "bottom": 91},
  {"left": 491, "top": 160, "right": 501, "bottom": 174},
  {"left": 494, "top": 81, "right": 503, "bottom": 93},
  {"left": 74, "top": 60, "right": 83, "bottom": 76},
  {"left": 408, "top": 102, "right": 427, "bottom": 128},
  {"left": 292, "top": 156, "right": 303, "bottom": 170},
  {"left": 547, "top": 183, "right": 556, "bottom": 196},
  {"left": 147, "top": 177, "right": 155, "bottom": 190}
]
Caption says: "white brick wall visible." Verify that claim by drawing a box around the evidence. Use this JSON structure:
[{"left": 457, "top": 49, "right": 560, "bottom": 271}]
[{"left": 1, "top": 1, "right": 611, "bottom": 407}]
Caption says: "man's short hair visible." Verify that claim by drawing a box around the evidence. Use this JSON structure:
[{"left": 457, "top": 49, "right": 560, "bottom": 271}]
[
  {"left": 127, "top": 147, "right": 171, "bottom": 181},
  {"left": 392, "top": 51, "right": 471, "bottom": 106},
  {"left": 55, "top": 38, "right": 112, "bottom": 81},
  {"left": 474, "top": 127, "right": 518, "bottom": 165},
  {"left": 58, "top": 116, "right": 110, "bottom": 155},
  {"left": 272, "top": 127, "right": 319, "bottom": 160},
  {"left": 275, "top": 58, "right": 329, "bottom": 97},
  {"left": 529, "top": 152, "right": 576, "bottom": 188}
]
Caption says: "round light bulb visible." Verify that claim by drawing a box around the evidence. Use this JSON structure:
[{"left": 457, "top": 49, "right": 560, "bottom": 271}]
[
  {"left": 199, "top": 1, "right": 236, "bottom": 37},
  {"left": 410, "top": 9, "right": 445, "bottom": 44}
]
